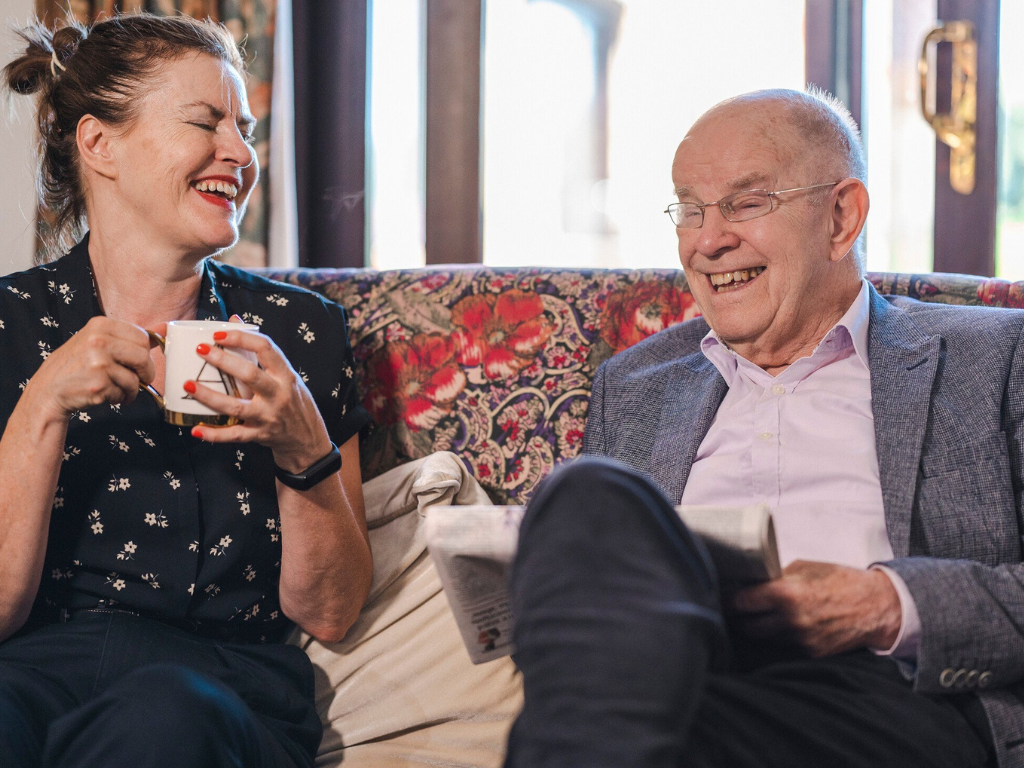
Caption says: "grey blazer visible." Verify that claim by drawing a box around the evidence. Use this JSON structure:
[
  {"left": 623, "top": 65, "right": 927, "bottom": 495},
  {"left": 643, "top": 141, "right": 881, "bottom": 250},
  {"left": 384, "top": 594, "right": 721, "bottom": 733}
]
[{"left": 583, "top": 284, "right": 1024, "bottom": 767}]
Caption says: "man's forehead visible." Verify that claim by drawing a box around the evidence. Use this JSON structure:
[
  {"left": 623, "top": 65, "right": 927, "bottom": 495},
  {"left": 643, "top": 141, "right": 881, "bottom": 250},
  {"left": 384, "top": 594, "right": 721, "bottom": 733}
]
[{"left": 672, "top": 107, "right": 797, "bottom": 196}]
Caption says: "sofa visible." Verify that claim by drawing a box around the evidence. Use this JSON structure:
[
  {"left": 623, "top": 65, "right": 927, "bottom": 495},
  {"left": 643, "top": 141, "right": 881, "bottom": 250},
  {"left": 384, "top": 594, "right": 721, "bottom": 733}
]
[{"left": 257, "top": 264, "right": 1024, "bottom": 766}]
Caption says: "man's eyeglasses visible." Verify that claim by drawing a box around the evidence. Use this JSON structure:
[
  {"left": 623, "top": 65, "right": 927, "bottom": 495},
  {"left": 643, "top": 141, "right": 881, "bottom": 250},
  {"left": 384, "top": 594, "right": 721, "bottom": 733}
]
[{"left": 664, "top": 182, "right": 840, "bottom": 229}]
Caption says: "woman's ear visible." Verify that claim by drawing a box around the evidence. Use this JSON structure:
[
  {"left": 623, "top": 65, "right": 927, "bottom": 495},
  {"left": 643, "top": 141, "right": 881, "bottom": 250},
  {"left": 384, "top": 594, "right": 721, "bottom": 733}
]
[
  {"left": 76, "top": 114, "right": 118, "bottom": 180},
  {"left": 828, "top": 178, "right": 870, "bottom": 263}
]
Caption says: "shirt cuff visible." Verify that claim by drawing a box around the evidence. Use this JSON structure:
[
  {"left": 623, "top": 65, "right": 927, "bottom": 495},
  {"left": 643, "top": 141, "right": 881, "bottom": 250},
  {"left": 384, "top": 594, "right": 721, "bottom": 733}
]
[{"left": 867, "top": 564, "right": 921, "bottom": 661}]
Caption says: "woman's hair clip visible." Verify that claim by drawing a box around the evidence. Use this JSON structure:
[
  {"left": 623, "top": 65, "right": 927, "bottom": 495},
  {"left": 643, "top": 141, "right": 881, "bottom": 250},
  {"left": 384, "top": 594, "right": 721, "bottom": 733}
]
[{"left": 50, "top": 49, "right": 67, "bottom": 78}]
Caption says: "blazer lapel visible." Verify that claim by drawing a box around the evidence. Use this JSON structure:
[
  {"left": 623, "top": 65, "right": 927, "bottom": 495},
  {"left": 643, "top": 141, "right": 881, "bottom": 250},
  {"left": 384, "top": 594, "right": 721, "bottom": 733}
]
[
  {"left": 650, "top": 353, "right": 727, "bottom": 502},
  {"left": 868, "top": 288, "right": 942, "bottom": 558}
]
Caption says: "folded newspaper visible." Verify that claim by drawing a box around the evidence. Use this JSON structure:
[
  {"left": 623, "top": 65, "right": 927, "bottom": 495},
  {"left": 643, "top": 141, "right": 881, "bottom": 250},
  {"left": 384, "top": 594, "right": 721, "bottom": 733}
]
[{"left": 424, "top": 503, "right": 780, "bottom": 664}]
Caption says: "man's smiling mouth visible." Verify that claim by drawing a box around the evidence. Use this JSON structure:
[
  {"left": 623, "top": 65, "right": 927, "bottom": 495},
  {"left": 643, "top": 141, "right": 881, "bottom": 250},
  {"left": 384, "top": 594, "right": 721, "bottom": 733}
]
[{"left": 709, "top": 266, "right": 765, "bottom": 292}]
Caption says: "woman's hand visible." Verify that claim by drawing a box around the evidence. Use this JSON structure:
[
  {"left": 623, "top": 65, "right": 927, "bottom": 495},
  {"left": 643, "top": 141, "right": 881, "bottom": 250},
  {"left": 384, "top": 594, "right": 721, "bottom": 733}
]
[
  {"left": 26, "top": 316, "right": 156, "bottom": 421},
  {"left": 185, "top": 326, "right": 333, "bottom": 471}
]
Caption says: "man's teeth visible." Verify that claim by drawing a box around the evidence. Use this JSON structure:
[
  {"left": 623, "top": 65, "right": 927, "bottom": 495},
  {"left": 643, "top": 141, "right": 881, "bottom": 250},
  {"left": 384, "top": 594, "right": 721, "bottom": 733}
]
[
  {"left": 193, "top": 180, "right": 238, "bottom": 199},
  {"left": 709, "top": 266, "right": 765, "bottom": 288}
]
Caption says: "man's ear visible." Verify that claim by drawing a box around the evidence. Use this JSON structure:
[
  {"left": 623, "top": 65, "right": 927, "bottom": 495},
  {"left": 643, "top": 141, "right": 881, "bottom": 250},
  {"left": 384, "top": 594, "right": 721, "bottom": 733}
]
[
  {"left": 76, "top": 114, "right": 118, "bottom": 181},
  {"left": 828, "top": 178, "right": 869, "bottom": 263}
]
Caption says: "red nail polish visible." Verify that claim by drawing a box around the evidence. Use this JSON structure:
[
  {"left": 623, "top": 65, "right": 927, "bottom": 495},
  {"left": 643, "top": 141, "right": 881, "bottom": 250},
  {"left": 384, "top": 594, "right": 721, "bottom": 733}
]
[
  {"left": 196, "top": 343, "right": 211, "bottom": 355},
  {"left": 213, "top": 331, "right": 227, "bottom": 341},
  {"left": 183, "top": 380, "right": 196, "bottom": 394},
  {"left": 191, "top": 427, "right": 203, "bottom": 439}
]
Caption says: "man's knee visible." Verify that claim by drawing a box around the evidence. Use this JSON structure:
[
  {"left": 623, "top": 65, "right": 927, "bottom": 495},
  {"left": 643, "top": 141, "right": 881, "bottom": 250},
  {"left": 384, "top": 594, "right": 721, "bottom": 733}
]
[{"left": 529, "top": 456, "right": 668, "bottom": 526}]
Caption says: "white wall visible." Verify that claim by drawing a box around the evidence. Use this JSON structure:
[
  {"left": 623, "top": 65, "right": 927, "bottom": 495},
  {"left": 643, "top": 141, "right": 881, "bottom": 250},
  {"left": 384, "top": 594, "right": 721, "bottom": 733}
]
[{"left": 0, "top": 0, "right": 39, "bottom": 275}]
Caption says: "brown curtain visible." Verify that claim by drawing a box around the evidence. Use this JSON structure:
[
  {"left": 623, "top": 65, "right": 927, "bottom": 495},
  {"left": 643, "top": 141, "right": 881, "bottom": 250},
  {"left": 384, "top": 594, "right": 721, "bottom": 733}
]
[{"left": 35, "top": 0, "right": 278, "bottom": 268}]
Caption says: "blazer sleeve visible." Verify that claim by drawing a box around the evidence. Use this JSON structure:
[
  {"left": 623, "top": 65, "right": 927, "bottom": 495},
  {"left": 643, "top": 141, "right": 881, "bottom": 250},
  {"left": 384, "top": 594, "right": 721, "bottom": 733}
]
[
  {"left": 582, "top": 361, "right": 607, "bottom": 457},
  {"left": 884, "top": 319, "right": 1024, "bottom": 695}
]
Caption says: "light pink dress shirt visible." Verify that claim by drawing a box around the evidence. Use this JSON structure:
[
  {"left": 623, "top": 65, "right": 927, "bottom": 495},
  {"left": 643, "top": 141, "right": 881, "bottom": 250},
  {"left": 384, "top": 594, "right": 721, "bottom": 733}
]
[{"left": 680, "top": 280, "right": 920, "bottom": 659}]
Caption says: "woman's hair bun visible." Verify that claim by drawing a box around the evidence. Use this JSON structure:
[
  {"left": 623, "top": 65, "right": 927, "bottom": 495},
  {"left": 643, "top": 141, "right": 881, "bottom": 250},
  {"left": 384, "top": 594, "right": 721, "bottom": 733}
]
[{"left": 3, "top": 18, "right": 86, "bottom": 96}]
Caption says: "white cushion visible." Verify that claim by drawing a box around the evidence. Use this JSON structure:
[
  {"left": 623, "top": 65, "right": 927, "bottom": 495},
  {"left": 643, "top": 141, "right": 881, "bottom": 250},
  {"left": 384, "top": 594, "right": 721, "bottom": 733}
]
[{"left": 288, "top": 452, "right": 523, "bottom": 767}]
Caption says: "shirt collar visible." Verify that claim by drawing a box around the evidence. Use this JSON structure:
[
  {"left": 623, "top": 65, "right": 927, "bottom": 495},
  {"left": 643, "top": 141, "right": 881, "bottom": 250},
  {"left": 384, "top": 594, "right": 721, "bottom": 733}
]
[
  {"left": 699, "top": 278, "right": 873, "bottom": 385},
  {"left": 52, "top": 232, "right": 229, "bottom": 340}
]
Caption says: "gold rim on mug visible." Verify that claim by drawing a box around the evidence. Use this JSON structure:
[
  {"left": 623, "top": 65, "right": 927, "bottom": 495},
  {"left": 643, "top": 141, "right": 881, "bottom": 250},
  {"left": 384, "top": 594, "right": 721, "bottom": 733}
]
[{"left": 162, "top": 411, "right": 240, "bottom": 427}]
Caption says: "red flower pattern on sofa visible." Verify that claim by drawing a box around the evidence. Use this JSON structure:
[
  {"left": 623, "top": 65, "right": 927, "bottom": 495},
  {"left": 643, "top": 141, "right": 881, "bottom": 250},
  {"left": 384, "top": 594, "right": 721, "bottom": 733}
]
[
  {"left": 451, "top": 290, "right": 555, "bottom": 379},
  {"left": 598, "top": 282, "right": 700, "bottom": 355},
  {"left": 363, "top": 333, "right": 466, "bottom": 431}
]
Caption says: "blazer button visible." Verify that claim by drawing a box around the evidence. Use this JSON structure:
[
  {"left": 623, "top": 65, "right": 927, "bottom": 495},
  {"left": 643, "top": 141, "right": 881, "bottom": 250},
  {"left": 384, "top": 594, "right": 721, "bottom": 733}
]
[
  {"left": 978, "top": 671, "right": 994, "bottom": 689},
  {"left": 939, "top": 668, "right": 956, "bottom": 687},
  {"left": 965, "top": 670, "right": 980, "bottom": 688},
  {"left": 952, "top": 669, "right": 967, "bottom": 688}
]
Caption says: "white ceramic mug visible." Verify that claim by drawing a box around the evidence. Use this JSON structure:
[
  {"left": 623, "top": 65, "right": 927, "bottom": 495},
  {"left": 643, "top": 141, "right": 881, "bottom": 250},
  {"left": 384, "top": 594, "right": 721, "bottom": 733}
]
[{"left": 142, "top": 320, "right": 259, "bottom": 427}]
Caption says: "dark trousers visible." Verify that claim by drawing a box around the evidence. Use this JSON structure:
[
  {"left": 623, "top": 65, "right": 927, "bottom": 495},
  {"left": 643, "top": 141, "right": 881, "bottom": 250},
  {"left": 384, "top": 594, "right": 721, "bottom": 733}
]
[
  {"left": 504, "top": 457, "right": 993, "bottom": 768},
  {"left": 0, "top": 611, "right": 322, "bottom": 767}
]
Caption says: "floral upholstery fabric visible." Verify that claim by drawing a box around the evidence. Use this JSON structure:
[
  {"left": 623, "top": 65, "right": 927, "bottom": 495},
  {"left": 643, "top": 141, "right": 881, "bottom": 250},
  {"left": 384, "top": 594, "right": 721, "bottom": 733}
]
[{"left": 260, "top": 267, "right": 1023, "bottom": 505}]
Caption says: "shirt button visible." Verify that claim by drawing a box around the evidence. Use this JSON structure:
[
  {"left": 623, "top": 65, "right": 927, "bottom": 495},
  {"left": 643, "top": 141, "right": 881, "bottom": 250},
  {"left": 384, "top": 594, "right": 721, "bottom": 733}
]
[
  {"left": 758, "top": 432, "right": 773, "bottom": 440},
  {"left": 771, "top": 384, "right": 785, "bottom": 395}
]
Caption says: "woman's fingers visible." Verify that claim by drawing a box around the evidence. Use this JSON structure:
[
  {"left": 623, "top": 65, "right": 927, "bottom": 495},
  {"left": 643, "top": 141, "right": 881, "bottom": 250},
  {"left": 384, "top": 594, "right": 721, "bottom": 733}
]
[
  {"left": 211, "top": 329, "right": 290, "bottom": 376},
  {"left": 195, "top": 339, "right": 272, "bottom": 396}
]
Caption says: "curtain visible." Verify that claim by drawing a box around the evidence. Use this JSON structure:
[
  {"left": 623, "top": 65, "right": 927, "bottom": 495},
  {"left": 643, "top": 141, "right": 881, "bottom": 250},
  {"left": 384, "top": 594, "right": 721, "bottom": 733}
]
[{"left": 36, "top": 0, "right": 280, "bottom": 268}]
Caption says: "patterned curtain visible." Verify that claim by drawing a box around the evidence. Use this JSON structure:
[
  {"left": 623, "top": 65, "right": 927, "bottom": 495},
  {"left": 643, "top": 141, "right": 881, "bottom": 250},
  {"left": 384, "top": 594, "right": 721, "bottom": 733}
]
[{"left": 36, "top": 0, "right": 278, "bottom": 267}]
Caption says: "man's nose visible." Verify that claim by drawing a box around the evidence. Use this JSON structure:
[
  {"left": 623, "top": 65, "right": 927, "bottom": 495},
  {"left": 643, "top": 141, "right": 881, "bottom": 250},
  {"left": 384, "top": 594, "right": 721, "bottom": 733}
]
[{"left": 693, "top": 205, "right": 741, "bottom": 257}]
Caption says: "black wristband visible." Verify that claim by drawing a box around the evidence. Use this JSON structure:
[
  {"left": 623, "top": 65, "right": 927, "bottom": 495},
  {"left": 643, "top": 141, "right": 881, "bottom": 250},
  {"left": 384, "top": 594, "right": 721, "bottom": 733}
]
[{"left": 274, "top": 442, "right": 341, "bottom": 491}]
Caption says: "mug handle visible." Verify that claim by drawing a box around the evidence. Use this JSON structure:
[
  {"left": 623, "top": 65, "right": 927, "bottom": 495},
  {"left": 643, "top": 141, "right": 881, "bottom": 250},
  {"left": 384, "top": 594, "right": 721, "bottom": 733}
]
[{"left": 139, "top": 330, "right": 165, "bottom": 409}]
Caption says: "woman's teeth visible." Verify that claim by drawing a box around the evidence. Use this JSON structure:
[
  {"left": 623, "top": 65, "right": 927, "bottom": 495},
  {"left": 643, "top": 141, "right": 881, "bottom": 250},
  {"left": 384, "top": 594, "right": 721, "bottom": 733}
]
[
  {"left": 193, "top": 180, "right": 238, "bottom": 200},
  {"left": 709, "top": 266, "right": 765, "bottom": 289}
]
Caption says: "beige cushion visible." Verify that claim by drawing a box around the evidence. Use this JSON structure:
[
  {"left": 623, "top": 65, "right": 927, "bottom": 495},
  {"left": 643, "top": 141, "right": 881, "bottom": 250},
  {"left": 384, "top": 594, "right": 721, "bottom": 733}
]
[{"left": 288, "top": 452, "right": 523, "bottom": 767}]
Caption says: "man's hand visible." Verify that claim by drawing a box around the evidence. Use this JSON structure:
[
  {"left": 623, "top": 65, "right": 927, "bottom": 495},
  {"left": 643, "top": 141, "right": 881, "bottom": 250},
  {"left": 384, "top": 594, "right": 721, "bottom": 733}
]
[{"left": 729, "top": 560, "right": 903, "bottom": 658}]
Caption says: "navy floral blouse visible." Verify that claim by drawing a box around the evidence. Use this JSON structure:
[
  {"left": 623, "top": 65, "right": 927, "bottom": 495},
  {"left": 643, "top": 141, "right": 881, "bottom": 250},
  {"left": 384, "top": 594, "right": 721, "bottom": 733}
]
[{"left": 0, "top": 236, "right": 371, "bottom": 643}]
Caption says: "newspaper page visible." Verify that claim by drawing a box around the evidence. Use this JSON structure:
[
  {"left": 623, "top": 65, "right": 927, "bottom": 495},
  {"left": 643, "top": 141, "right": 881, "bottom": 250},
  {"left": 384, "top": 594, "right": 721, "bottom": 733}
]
[
  {"left": 676, "top": 504, "right": 781, "bottom": 585},
  {"left": 425, "top": 503, "right": 779, "bottom": 663},
  {"left": 424, "top": 505, "right": 525, "bottom": 664}
]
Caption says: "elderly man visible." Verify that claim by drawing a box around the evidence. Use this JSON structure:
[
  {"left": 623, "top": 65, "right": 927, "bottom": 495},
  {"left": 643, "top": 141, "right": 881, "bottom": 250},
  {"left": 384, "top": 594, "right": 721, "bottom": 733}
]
[{"left": 504, "top": 89, "right": 1022, "bottom": 768}]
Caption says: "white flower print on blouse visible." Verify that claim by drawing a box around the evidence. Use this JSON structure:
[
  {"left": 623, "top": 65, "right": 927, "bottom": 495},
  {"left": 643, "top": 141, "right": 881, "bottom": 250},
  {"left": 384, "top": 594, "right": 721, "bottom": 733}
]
[
  {"left": 62, "top": 446, "right": 81, "bottom": 461},
  {"left": 37, "top": 341, "right": 51, "bottom": 359},
  {"left": 7, "top": 286, "right": 30, "bottom": 300},
  {"left": 144, "top": 511, "right": 168, "bottom": 528},
  {"left": 204, "top": 583, "right": 221, "bottom": 597},
  {"left": 266, "top": 517, "right": 280, "bottom": 543},
  {"left": 89, "top": 510, "right": 104, "bottom": 535},
  {"left": 135, "top": 430, "right": 156, "bottom": 448},
  {"left": 40, "top": 314, "right": 58, "bottom": 328},
  {"left": 266, "top": 294, "right": 289, "bottom": 307},
  {"left": 235, "top": 450, "right": 244, "bottom": 470},
  {"left": 210, "top": 535, "right": 232, "bottom": 556},
  {"left": 189, "top": 540, "right": 199, "bottom": 553},
  {"left": 241, "top": 312, "right": 263, "bottom": 327},
  {"left": 46, "top": 281, "right": 74, "bottom": 304},
  {"left": 243, "top": 564, "right": 256, "bottom": 582},
  {"left": 141, "top": 573, "right": 160, "bottom": 589},
  {"left": 0, "top": 320, "right": 5, "bottom": 330},
  {"left": 163, "top": 471, "right": 181, "bottom": 490},
  {"left": 116, "top": 541, "right": 137, "bottom": 561},
  {"left": 109, "top": 435, "right": 129, "bottom": 452},
  {"left": 52, "top": 487, "right": 64, "bottom": 510},
  {"left": 237, "top": 490, "right": 250, "bottom": 516},
  {"left": 51, "top": 566, "right": 73, "bottom": 581},
  {"left": 297, "top": 322, "right": 315, "bottom": 343},
  {"left": 105, "top": 572, "right": 126, "bottom": 591},
  {"left": 107, "top": 476, "right": 130, "bottom": 492}
]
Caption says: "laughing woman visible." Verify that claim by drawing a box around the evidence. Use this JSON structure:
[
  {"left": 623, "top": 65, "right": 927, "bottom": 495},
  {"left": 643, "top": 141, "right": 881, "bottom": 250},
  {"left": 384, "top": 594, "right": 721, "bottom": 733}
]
[{"left": 0, "top": 13, "right": 372, "bottom": 768}]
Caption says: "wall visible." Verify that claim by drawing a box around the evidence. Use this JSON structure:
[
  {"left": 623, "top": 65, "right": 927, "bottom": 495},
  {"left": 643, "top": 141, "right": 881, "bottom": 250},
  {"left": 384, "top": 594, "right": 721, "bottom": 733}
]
[{"left": 0, "top": 0, "right": 39, "bottom": 275}]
